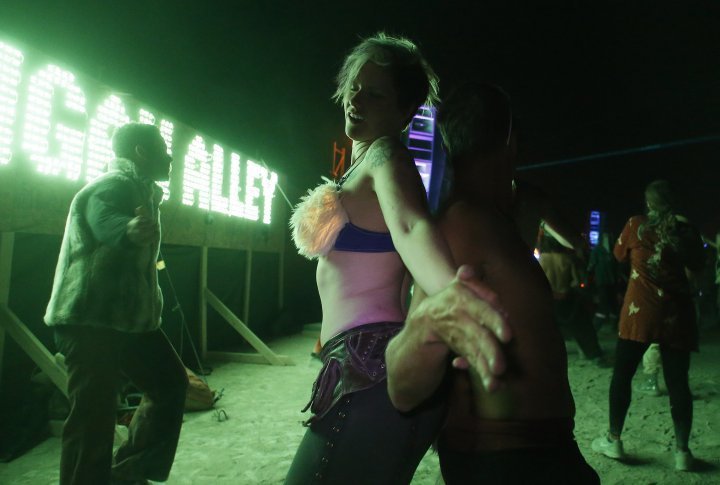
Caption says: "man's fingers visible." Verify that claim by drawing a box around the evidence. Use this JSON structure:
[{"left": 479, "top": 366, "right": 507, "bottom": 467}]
[
  {"left": 455, "top": 265, "right": 512, "bottom": 343},
  {"left": 460, "top": 288, "right": 512, "bottom": 344}
]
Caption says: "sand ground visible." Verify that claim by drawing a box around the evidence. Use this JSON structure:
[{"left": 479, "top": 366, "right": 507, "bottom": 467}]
[{"left": 0, "top": 326, "right": 718, "bottom": 484}]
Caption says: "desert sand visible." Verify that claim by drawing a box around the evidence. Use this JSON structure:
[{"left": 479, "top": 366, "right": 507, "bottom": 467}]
[{"left": 0, "top": 326, "right": 718, "bottom": 484}]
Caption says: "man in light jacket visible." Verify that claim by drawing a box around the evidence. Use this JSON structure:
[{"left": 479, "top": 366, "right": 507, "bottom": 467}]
[{"left": 45, "top": 122, "right": 188, "bottom": 485}]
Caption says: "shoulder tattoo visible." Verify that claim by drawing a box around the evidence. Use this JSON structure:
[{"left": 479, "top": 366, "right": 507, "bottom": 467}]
[{"left": 368, "top": 138, "right": 398, "bottom": 169}]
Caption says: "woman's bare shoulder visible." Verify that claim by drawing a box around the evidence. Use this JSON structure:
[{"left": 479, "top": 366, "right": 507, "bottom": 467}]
[{"left": 366, "top": 136, "right": 412, "bottom": 168}]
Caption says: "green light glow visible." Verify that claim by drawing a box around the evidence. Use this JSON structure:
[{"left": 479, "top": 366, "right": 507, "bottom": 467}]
[
  {"left": 86, "top": 95, "right": 130, "bottom": 181},
  {"left": 22, "top": 64, "right": 86, "bottom": 180},
  {"left": 0, "top": 42, "right": 22, "bottom": 165},
  {"left": 0, "top": 39, "right": 279, "bottom": 224}
]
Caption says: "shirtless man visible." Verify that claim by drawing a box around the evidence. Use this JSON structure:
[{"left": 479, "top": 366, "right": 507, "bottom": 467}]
[{"left": 386, "top": 83, "right": 599, "bottom": 483}]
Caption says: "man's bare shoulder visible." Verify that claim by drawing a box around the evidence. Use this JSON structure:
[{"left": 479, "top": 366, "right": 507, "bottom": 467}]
[{"left": 441, "top": 200, "right": 506, "bottom": 233}]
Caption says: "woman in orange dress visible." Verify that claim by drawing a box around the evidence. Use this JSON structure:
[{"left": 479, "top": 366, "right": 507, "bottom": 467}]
[{"left": 592, "top": 180, "right": 704, "bottom": 471}]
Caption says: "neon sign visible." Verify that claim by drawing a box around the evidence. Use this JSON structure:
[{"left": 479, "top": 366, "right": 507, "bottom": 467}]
[{"left": 0, "top": 39, "right": 278, "bottom": 224}]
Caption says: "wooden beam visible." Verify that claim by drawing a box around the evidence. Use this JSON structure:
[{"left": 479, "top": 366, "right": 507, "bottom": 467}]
[
  {"left": 205, "top": 289, "right": 294, "bottom": 366},
  {"left": 243, "top": 250, "right": 252, "bottom": 325},
  {"left": 278, "top": 250, "right": 285, "bottom": 310},
  {"left": 0, "top": 232, "right": 13, "bottom": 389},
  {"left": 199, "top": 246, "right": 208, "bottom": 360},
  {"left": 0, "top": 304, "right": 68, "bottom": 396}
]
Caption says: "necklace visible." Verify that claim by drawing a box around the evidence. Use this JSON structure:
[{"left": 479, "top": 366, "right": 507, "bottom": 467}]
[{"left": 338, "top": 145, "right": 370, "bottom": 186}]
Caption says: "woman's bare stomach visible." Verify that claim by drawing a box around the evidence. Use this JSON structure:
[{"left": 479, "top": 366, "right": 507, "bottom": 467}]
[{"left": 316, "top": 251, "right": 407, "bottom": 345}]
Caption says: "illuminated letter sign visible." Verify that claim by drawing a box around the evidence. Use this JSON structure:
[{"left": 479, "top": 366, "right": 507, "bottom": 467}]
[
  {"left": 22, "top": 65, "right": 86, "bottom": 180},
  {"left": 0, "top": 42, "right": 23, "bottom": 165},
  {"left": 0, "top": 39, "right": 279, "bottom": 224}
]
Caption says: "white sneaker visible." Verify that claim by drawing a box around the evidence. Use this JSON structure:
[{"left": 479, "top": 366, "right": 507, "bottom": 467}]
[
  {"left": 592, "top": 435, "right": 625, "bottom": 459},
  {"left": 675, "top": 449, "right": 693, "bottom": 471}
]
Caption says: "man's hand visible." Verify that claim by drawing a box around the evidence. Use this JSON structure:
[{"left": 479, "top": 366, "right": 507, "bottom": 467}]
[
  {"left": 126, "top": 206, "right": 159, "bottom": 246},
  {"left": 410, "top": 265, "right": 511, "bottom": 391}
]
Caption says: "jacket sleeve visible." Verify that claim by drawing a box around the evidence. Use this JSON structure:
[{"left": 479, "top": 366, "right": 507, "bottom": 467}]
[{"left": 85, "top": 179, "right": 134, "bottom": 248}]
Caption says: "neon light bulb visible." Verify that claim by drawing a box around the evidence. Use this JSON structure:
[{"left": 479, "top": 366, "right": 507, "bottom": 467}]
[
  {"left": 21, "top": 64, "right": 86, "bottom": 180},
  {"left": 138, "top": 108, "right": 155, "bottom": 125},
  {"left": 243, "top": 160, "right": 262, "bottom": 221},
  {"left": 211, "top": 144, "right": 229, "bottom": 214},
  {"left": 86, "top": 94, "right": 130, "bottom": 181},
  {"left": 261, "top": 169, "right": 277, "bottom": 224},
  {"left": 182, "top": 135, "right": 211, "bottom": 210},
  {"left": 228, "top": 152, "right": 245, "bottom": 217},
  {"left": 0, "top": 42, "right": 23, "bottom": 165}
]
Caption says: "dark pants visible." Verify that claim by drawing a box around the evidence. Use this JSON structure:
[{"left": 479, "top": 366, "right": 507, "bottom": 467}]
[
  {"left": 609, "top": 338, "right": 693, "bottom": 449},
  {"left": 54, "top": 326, "right": 188, "bottom": 485},
  {"left": 438, "top": 440, "right": 600, "bottom": 485},
  {"left": 284, "top": 380, "right": 445, "bottom": 485},
  {"left": 554, "top": 293, "right": 603, "bottom": 359}
]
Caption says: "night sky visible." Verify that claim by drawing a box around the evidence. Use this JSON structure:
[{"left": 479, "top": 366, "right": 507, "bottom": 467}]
[{"left": 1, "top": 0, "right": 718, "bottom": 232}]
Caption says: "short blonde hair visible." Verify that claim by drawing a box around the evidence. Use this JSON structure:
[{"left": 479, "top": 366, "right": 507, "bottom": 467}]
[{"left": 332, "top": 32, "right": 440, "bottom": 114}]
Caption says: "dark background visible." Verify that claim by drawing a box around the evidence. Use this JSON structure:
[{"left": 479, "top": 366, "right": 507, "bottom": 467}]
[
  {"left": 0, "top": 1, "right": 717, "bottom": 225},
  {"left": 0, "top": 0, "right": 718, "bottom": 458}
]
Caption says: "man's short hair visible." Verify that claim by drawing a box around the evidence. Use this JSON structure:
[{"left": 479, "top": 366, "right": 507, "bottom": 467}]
[
  {"left": 332, "top": 32, "right": 440, "bottom": 114},
  {"left": 438, "top": 82, "right": 512, "bottom": 161},
  {"left": 111, "top": 122, "right": 162, "bottom": 159}
]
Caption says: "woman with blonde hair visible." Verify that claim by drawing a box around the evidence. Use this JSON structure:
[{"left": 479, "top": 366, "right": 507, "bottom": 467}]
[
  {"left": 592, "top": 180, "right": 704, "bottom": 471},
  {"left": 285, "top": 33, "right": 507, "bottom": 484}
]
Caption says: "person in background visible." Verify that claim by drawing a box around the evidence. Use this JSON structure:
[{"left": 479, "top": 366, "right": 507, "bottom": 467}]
[
  {"left": 386, "top": 82, "right": 599, "bottom": 484},
  {"left": 44, "top": 122, "right": 188, "bottom": 485},
  {"left": 538, "top": 232, "right": 609, "bottom": 367},
  {"left": 285, "top": 34, "right": 508, "bottom": 484},
  {"left": 587, "top": 231, "right": 620, "bottom": 329},
  {"left": 592, "top": 180, "right": 704, "bottom": 471}
]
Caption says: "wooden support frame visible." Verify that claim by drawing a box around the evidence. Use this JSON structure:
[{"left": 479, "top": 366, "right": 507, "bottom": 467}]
[
  {"left": 0, "top": 232, "right": 68, "bottom": 396},
  {"left": 0, "top": 232, "right": 13, "bottom": 391},
  {"left": 199, "top": 247, "right": 293, "bottom": 366}
]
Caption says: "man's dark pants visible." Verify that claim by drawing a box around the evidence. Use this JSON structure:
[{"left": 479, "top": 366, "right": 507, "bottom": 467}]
[{"left": 54, "top": 325, "right": 188, "bottom": 485}]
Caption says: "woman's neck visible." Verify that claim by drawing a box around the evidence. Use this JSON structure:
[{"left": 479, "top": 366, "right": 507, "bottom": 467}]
[{"left": 350, "top": 140, "right": 372, "bottom": 167}]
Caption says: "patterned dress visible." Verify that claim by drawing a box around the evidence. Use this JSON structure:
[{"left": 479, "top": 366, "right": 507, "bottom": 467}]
[{"left": 614, "top": 215, "right": 704, "bottom": 351}]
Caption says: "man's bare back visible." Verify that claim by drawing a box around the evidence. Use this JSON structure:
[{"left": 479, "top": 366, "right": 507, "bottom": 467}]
[{"left": 438, "top": 200, "right": 574, "bottom": 427}]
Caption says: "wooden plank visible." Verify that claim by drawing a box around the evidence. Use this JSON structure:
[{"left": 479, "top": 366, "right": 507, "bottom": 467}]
[
  {"left": 243, "top": 250, "right": 252, "bottom": 325},
  {"left": 204, "top": 289, "right": 288, "bottom": 366},
  {"left": 0, "top": 232, "right": 13, "bottom": 389},
  {"left": 278, "top": 250, "right": 285, "bottom": 310},
  {"left": 199, "top": 246, "right": 208, "bottom": 360},
  {"left": 205, "top": 351, "right": 294, "bottom": 366},
  {"left": 0, "top": 304, "right": 68, "bottom": 396}
]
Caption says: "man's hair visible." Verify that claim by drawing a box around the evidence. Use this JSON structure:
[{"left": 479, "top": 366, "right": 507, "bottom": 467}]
[
  {"left": 111, "top": 122, "right": 162, "bottom": 159},
  {"left": 437, "top": 82, "right": 512, "bottom": 161},
  {"left": 332, "top": 32, "right": 439, "bottom": 114}
]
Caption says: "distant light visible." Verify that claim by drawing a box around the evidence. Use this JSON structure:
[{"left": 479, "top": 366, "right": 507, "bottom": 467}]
[{"left": 533, "top": 248, "right": 540, "bottom": 260}]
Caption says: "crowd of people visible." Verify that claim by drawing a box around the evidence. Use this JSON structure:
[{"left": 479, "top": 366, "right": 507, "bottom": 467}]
[{"left": 42, "top": 32, "right": 712, "bottom": 484}]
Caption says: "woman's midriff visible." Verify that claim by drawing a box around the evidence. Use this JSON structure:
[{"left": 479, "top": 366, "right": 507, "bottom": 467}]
[{"left": 316, "top": 249, "right": 407, "bottom": 345}]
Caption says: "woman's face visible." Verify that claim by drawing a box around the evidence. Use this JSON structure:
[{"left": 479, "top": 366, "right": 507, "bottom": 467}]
[{"left": 343, "top": 62, "right": 412, "bottom": 143}]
